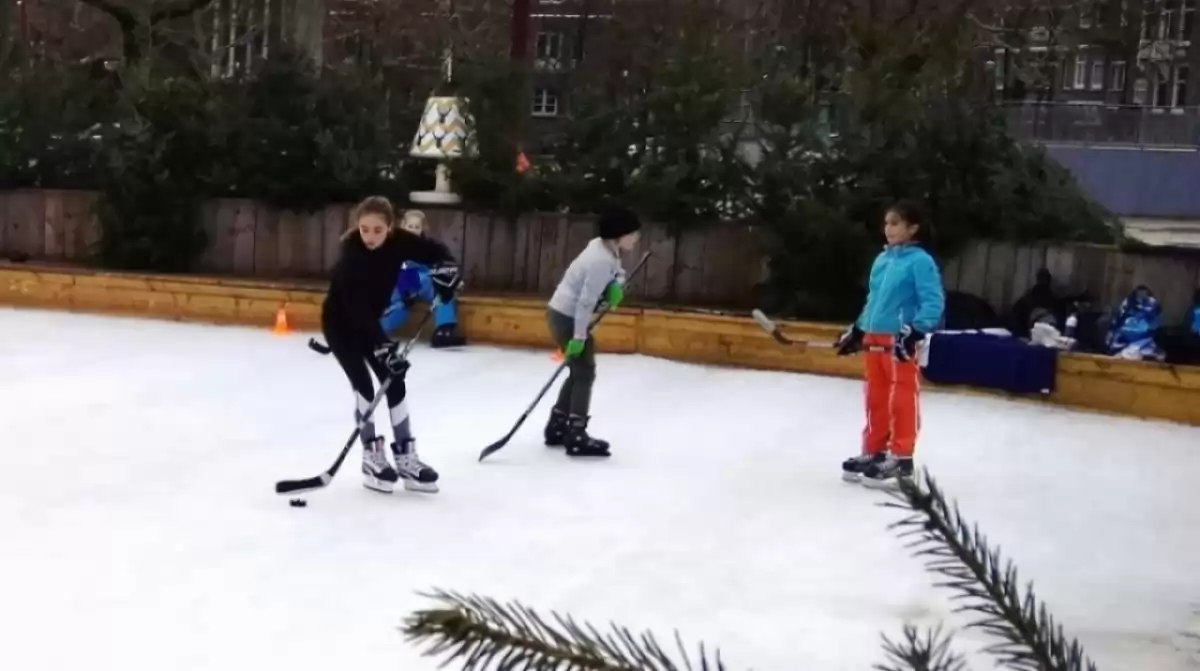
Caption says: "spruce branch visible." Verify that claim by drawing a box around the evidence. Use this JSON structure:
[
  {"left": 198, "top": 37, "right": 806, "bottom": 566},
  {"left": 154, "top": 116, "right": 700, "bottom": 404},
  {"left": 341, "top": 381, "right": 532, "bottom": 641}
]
[
  {"left": 402, "top": 588, "right": 730, "bottom": 671},
  {"left": 882, "top": 471, "right": 1098, "bottom": 671},
  {"left": 875, "top": 623, "right": 969, "bottom": 671}
]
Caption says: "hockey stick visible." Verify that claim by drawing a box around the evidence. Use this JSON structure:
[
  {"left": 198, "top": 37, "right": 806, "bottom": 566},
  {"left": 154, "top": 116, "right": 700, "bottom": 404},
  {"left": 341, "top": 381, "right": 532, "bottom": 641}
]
[
  {"left": 308, "top": 338, "right": 332, "bottom": 355},
  {"left": 750, "top": 309, "right": 888, "bottom": 353},
  {"left": 275, "top": 308, "right": 436, "bottom": 495},
  {"left": 478, "top": 250, "right": 652, "bottom": 462}
]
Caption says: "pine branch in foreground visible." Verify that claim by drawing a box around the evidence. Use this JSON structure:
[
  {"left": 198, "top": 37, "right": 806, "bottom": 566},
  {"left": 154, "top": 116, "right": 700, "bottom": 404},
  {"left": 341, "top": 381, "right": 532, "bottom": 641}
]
[
  {"left": 882, "top": 471, "right": 1098, "bottom": 671},
  {"left": 402, "top": 588, "right": 730, "bottom": 671},
  {"left": 875, "top": 623, "right": 969, "bottom": 671}
]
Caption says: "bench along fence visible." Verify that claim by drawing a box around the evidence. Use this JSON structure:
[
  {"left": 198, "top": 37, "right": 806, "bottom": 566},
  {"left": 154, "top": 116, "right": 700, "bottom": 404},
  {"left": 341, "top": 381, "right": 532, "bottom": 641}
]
[{"left": 2, "top": 188, "right": 1199, "bottom": 319}]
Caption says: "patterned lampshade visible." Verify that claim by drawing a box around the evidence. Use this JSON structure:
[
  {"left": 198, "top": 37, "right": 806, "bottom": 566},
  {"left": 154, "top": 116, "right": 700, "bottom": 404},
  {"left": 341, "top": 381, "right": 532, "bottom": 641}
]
[{"left": 410, "top": 96, "right": 472, "bottom": 159}]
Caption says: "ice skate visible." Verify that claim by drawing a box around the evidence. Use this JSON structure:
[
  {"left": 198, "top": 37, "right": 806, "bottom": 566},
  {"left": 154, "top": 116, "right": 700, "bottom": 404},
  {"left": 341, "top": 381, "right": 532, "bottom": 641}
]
[
  {"left": 564, "top": 414, "right": 610, "bottom": 458},
  {"left": 861, "top": 454, "right": 915, "bottom": 490},
  {"left": 392, "top": 438, "right": 439, "bottom": 493},
  {"left": 841, "top": 451, "right": 887, "bottom": 483},
  {"left": 362, "top": 436, "right": 398, "bottom": 494},
  {"left": 543, "top": 407, "right": 569, "bottom": 448},
  {"left": 430, "top": 324, "right": 466, "bottom": 349}
]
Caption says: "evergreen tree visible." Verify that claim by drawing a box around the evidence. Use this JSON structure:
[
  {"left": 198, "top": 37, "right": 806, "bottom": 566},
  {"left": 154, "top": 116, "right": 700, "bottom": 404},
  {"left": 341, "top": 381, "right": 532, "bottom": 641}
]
[{"left": 402, "top": 472, "right": 1098, "bottom": 671}]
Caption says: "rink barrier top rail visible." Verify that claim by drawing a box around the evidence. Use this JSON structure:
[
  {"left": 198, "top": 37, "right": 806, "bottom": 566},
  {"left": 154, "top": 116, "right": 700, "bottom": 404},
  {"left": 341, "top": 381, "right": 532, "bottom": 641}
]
[{"left": 2, "top": 261, "right": 1199, "bottom": 428}]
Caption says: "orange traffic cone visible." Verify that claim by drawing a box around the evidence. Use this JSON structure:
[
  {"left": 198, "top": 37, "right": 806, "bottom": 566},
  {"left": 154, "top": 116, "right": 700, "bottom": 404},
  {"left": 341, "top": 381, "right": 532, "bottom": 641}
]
[{"left": 273, "top": 306, "right": 290, "bottom": 336}]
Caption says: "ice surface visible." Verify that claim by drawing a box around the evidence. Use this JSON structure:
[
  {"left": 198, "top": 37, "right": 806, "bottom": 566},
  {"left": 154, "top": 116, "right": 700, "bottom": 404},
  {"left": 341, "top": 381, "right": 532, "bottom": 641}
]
[{"left": 1, "top": 306, "right": 1198, "bottom": 671}]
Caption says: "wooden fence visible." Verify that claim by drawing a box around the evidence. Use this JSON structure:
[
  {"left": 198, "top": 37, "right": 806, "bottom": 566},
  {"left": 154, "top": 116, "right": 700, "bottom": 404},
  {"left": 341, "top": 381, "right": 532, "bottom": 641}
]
[
  {"left": 942, "top": 240, "right": 1200, "bottom": 324},
  {"left": 0, "top": 189, "right": 766, "bottom": 308},
  {"left": 2, "top": 188, "right": 1199, "bottom": 320}
]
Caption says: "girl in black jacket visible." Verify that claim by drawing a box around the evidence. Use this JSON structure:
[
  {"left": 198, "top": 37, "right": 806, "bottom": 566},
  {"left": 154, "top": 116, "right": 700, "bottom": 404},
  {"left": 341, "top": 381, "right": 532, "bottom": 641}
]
[{"left": 322, "top": 196, "right": 460, "bottom": 495}]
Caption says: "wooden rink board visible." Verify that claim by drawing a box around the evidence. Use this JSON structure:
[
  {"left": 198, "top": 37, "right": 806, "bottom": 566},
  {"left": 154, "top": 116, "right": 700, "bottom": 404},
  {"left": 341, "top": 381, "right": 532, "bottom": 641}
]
[{"left": 2, "top": 262, "right": 1199, "bottom": 428}]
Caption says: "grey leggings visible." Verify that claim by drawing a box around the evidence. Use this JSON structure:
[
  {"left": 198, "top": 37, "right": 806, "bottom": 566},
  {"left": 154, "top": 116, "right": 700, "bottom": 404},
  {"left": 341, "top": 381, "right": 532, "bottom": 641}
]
[{"left": 547, "top": 307, "right": 596, "bottom": 416}]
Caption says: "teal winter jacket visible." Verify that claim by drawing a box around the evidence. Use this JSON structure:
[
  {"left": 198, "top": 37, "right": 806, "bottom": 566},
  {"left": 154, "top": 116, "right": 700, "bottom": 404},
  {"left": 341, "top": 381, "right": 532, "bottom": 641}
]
[{"left": 855, "top": 243, "right": 945, "bottom": 335}]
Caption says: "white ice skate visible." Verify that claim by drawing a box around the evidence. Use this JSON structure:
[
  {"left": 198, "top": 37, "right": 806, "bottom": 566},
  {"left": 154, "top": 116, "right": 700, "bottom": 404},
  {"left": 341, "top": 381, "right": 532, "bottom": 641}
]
[
  {"left": 362, "top": 436, "right": 399, "bottom": 494},
  {"left": 392, "top": 438, "right": 439, "bottom": 493}
]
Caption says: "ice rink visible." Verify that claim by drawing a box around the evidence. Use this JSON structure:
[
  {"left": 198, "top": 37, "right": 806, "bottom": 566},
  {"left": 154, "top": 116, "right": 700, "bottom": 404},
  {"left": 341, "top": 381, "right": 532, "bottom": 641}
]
[{"left": 2, "top": 306, "right": 1198, "bottom": 670}]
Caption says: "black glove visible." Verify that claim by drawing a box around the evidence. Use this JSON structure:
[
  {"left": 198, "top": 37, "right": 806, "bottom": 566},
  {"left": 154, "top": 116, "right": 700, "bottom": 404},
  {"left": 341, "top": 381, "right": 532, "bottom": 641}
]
[
  {"left": 894, "top": 325, "right": 925, "bottom": 362},
  {"left": 428, "top": 263, "right": 461, "bottom": 304},
  {"left": 373, "top": 341, "right": 412, "bottom": 378},
  {"left": 835, "top": 324, "right": 864, "bottom": 356}
]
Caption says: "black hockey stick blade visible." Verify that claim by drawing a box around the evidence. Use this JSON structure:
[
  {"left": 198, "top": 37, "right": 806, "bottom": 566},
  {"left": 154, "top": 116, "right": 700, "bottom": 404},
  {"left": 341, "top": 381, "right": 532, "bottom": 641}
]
[
  {"left": 274, "top": 374, "right": 394, "bottom": 495},
  {"left": 275, "top": 309, "right": 435, "bottom": 495},
  {"left": 308, "top": 338, "right": 332, "bottom": 355},
  {"left": 477, "top": 361, "right": 569, "bottom": 462},
  {"left": 478, "top": 250, "right": 652, "bottom": 462}
]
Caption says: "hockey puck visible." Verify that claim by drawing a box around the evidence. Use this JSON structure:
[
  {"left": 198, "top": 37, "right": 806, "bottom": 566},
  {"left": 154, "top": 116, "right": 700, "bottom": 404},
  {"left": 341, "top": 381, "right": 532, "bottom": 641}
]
[{"left": 289, "top": 498, "right": 307, "bottom": 508}]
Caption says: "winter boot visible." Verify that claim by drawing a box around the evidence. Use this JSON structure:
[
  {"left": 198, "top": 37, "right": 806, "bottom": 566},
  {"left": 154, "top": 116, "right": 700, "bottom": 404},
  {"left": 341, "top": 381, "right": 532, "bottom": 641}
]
[
  {"left": 430, "top": 324, "right": 467, "bottom": 349},
  {"left": 391, "top": 438, "right": 439, "bottom": 493},
  {"left": 362, "top": 436, "right": 399, "bottom": 493},
  {"left": 564, "top": 414, "right": 610, "bottom": 458},
  {"left": 543, "top": 407, "right": 569, "bottom": 448},
  {"left": 841, "top": 451, "right": 888, "bottom": 483},
  {"left": 861, "top": 454, "right": 915, "bottom": 489}
]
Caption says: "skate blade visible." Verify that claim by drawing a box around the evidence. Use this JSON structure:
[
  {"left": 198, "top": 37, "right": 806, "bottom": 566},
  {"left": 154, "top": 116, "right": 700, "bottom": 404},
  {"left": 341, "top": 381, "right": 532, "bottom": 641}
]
[
  {"left": 861, "top": 477, "right": 910, "bottom": 491},
  {"left": 841, "top": 472, "right": 862, "bottom": 483},
  {"left": 362, "top": 475, "right": 396, "bottom": 494},
  {"left": 402, "top": 478, "right": 439, "bottom": 494}
]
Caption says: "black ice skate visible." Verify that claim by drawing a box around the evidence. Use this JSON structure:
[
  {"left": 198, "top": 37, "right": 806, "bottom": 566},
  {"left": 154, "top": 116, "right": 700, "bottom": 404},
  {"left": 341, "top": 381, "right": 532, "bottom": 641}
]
[
  {"left": 392, "top": 438, "right": 439, "bottom": 493},
  {"left": 543, "top": 407, "right": 569, "bottom": 448},
  {"left": 430, "top": 324, "right": 466, "bottom": 349},
  {"left": 861, "top": 454, "right": 914, "bottom": 489},
  {"left": 362, "top": 436, "right": 399, "bottom": 494},
  {"left": 841, "top": 451, "right": 888, "bottom": 483},
  {"left": 564, "top": 414, "right": 610, "bottom": 458}
]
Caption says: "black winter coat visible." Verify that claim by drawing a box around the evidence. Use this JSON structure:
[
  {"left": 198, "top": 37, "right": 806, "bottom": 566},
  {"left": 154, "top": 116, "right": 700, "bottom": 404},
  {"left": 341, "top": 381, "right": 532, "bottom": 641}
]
[{"left": 322, "top": 230, "right": 455, "bottom": 348}]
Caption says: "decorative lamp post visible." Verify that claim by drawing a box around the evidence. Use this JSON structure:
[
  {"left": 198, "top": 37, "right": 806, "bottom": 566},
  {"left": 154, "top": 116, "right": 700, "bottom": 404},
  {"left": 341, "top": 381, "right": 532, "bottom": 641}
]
[
  {"left": 408, "top": 0, "right": 474, "bottom": 206},
  {"left": 408, "top": 95, "right": 473, "bottom": 205}
]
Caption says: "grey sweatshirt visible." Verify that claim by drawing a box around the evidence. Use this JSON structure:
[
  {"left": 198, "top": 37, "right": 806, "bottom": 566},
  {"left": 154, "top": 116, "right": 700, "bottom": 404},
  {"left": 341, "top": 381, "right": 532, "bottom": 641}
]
[{"left": 548, "top": 237, "right": 627, "bottom": 340}]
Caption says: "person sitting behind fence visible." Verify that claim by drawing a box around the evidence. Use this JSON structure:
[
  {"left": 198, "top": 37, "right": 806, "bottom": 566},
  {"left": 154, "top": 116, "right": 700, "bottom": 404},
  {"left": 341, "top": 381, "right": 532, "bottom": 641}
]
[
  {"left": 1191, "top": 289, "right": 1200, "bottom": 338},
  {"left": 379, "top": 210, "right": 467, "bottom": 349},
  {"left": 1010, "top": 268, "right": 1057, "bottom": 338},
  {"left": 1105, "top": 285, "right": 1164, "bottom": 361}
]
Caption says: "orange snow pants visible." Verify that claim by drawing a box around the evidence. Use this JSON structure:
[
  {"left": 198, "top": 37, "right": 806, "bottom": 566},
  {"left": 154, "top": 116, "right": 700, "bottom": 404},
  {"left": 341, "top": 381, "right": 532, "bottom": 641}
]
[{"left": 861, "top": 333, "right": 920, "bottom": 458}]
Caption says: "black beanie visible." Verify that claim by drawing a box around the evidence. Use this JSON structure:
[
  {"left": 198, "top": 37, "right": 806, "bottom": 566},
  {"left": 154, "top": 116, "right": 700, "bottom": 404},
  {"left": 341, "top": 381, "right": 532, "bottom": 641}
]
[{"left": 597, "top": 207, "right": 641, "bottom": 240}]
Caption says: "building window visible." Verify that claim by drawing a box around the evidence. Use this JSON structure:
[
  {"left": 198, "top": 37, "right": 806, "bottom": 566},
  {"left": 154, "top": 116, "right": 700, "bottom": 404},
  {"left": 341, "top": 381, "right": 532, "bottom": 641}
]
[
  {"left": 1133, "top": 78, "right": 1148, "bottom": 104},
  {"left": 1074, "top": 56, "right": 1087, "bottom": 89},
  {"left": 1154, "top": 74, "right": 1170, "bottom": 107},
  {"left": 1160, "top": 10, "right": 1174, "bottom": 39},
  {"left": 536, "top": 32, "right": 563, "bottom": 61},
  {"left": 1111, "top": 61, "right": 1126, "bottom": 90},
  {"left": 1175, "top": 66, "right": 1190, "bottom": 106},
  {"left": 532, "top": 88, "right": 560, "bottom": 117},
  {"left": 1184, "top": 7, "right": 1195, "bottom": 40},
  {"left": 1091, "top": 61, "right": 1105, "bottom": 89}
]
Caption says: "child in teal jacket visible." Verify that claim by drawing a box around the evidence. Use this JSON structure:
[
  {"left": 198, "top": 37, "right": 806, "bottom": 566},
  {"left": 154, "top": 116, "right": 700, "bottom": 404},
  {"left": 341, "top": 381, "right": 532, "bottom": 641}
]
[{"left": 835, "top": 201, "right": 945, "bottom": 488}]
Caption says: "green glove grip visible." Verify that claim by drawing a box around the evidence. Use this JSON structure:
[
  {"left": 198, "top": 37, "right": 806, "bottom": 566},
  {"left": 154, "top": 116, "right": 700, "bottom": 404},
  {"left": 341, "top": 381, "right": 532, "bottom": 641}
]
[
  {"left": 564, "top": 338, "right": 586, "bottom": 359},
  {"left": 605, "top": 281, "right": 625, "bottom": 309}
]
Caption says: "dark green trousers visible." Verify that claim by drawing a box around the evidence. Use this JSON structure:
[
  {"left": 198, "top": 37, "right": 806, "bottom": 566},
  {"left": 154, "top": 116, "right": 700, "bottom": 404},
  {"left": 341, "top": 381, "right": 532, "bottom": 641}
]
[{"left": 546, "top": 307, "right": 596, "bottom": 416}]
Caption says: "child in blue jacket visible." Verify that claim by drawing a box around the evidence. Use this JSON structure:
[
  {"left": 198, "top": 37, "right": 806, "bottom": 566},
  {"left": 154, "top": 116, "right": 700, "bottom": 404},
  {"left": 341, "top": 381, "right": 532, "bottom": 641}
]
[
  {"left": 834, "top": 201, "right": 945, "bottom": 488},
  {"left": 379, "top": 210, "right": 467, "bottom": 349}
]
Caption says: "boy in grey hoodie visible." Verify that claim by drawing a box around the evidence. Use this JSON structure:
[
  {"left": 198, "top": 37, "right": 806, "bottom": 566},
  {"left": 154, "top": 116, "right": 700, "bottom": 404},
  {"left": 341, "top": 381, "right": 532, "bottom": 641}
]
[{"left": 544, "top": 207, "right": 642, "bottom": 457}]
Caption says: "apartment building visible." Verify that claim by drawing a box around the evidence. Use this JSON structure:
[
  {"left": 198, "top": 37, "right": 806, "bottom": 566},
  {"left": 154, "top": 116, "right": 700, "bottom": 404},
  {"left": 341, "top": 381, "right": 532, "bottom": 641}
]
[{"left": 992, "top": 0, "right": 1200, "bottom": 144}]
